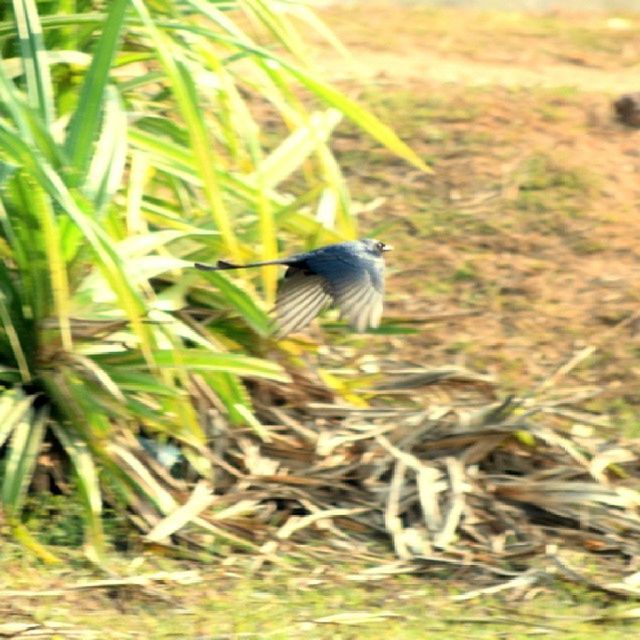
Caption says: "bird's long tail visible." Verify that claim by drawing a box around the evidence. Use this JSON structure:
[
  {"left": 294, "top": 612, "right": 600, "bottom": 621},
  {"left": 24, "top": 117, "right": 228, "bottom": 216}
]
[{"left": 194, "top": 258, "right": 288, "bottom": 271}]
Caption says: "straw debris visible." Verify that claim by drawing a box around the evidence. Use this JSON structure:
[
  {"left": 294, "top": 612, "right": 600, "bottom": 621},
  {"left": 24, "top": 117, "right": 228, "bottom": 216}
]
[{"left": 101, "top": 363, "right": 640, "bottom": 598}]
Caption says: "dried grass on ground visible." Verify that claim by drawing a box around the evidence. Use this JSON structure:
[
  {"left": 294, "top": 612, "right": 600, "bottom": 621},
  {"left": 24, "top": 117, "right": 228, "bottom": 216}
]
[{"left": 104, "top": 357, "right": 640, "bottom": 602}]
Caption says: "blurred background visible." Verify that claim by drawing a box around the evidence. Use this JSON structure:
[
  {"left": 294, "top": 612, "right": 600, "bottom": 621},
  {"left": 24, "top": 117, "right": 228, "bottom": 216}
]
[
  {"left": 310, "top": 1, "right": 640, "bottom": 426},
  {"left": 323, "top": 0, "right": 640, "bottom": 8},
  {"left": 1, "top": 0, "right": 639, "bottom": 637}
]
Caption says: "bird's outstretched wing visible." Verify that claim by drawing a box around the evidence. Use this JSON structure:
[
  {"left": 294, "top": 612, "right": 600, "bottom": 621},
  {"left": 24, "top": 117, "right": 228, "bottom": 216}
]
[
  {"left": 331, "top": 264, "right": 384, "bottom": 332},
  {"left": 305, "top": 252, "right": 385, "bottom": 333},
  {"left": 273, "top": 267, "right": 333, "bottom": 337}
]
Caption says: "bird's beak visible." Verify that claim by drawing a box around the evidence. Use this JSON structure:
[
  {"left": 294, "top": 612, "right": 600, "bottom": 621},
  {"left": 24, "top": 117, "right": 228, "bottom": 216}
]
[{"left": 382, "top": 244, "right": 393, "bottom": 252}]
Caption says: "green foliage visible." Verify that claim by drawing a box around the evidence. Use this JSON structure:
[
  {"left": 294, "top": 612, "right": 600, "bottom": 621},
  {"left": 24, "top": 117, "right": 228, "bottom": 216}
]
[{"left": 0, "top": 0, "right": 422, "bottom": 558}]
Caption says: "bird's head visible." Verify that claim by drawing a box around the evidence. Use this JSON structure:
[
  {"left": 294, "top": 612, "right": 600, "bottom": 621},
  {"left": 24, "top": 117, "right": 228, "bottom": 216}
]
[{"left": 361, "top": 238, "right": 393, "bottom": 256}]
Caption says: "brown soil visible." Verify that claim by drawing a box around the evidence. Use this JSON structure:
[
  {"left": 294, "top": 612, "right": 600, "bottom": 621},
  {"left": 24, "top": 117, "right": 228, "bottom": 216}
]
[{"left": 308, "top": 4, "right": 640, "bottom": 422}]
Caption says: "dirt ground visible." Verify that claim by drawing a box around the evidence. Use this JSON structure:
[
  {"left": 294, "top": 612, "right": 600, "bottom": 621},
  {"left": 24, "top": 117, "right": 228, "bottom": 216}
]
[{"left": 307, "top": 4, "right": 640, "bottom": 428}]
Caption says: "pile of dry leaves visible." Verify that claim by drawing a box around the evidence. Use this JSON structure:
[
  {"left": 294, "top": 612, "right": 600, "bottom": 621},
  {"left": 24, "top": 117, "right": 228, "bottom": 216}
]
[{"left": 126, "top": 361, "right": 640, "bottom": 600}]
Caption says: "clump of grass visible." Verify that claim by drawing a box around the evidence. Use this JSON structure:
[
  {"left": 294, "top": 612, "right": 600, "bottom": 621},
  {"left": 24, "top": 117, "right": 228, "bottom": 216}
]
[
  {"left": 23, "top": 493, "right": 85, "bottom": 548},
  {"left": 515, "top": 152, "right": 597, "bottom": 224},
  {"left": 0, "top": 0, "right": 426, "bottom": 563},
  {"left": 452, "top": 260, "right": 479, "bottom": 282},
  {"left": 518, "top": 153, "right": 592, "bottom": 198}
]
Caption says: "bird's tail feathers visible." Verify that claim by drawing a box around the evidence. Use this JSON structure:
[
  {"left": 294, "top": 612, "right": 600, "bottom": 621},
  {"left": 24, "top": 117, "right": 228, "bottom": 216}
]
[
  {"left": 195, "top": 258, "right": 289, "bottom": 271},
  {"left": 194, "top": 260, "right": 237, "bottom": 271}
]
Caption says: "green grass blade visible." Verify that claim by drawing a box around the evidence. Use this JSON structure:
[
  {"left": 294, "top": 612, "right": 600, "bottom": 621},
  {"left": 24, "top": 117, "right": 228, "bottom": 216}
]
[
  {"left": 279, "top": 65, "right": 432, "bottom": 174},
  {"left": 57, "top": 197, "right": 156, "bottom": 367},
  {"left": 285, "top": 4, "right": 354, "bottom": 62},
  {"left": 84, "top": 85, "right": 128, "bottom": 212},
  {"left": 64, "top": 0, "right": 128, "bottom": 178},
  {"left": 28, "top": 182, "right": 73, "bottom": 351},
  {"left": 201, "top": 371, "right": 254, "bottom": 425},
  {"left": 256, "top": 177, "right": 278, "bottom": 303},
  {"left": 199, "top": 46, "right": 280, "bottom": 301},
  {"left": 125, "top": 150, "right": 149, "bottom": 235},
  {"left": 131, "top": 0, "right": 241, "bottom": 260},
  {"left": 0, "top": 63, "right": 64, "bottom": 168},
  {"left": 12, "top": 0, "right": 54, "bottom": 126},
  {"left": 144, "top": 309, "right": 220, "bottom": 353},
  {"left": 240, "top": 0, "right": 311, "bottom": 65},
  {"left": 0, "top": 390, "right": 34, "bottom": 449},
  {"left": 251, "top": 109, "right": 342, "bottom": 190},
  {"left": 50, "top": 421, "right": 105, "bottom": 565},
  {"left": 96, "top": 349, "right": 290, "bottom": 381},
  {"left": 116, "top": 229, "right": 215, "bottom": 257},
  {"left": 1, "top": 406, "right": 47, "bottom": 517},
  {"left": 0, "top": 13, "right": 105, "bottom": 39},
  {"left": 11, "top": 522, "right": 61, "bottom": 564},
  {"left": 105, "top": 370, "right": 181, "bottom": 397},
  {"left": 0, "top": 57, "right": 37, "bottom": 144},
  {"left": 0, "top": 291, "right": 31, "bottom": 384},
  {"left": 0, "top": 128, "right": 158, "bottom": 365},
  {"left": 128, "top": 125, "right": 289, "bottom": 211},
  {"left": 168, "top": 20, "right": 430, "bottom": 173},
  {"left": 195, "top": 270, "right": 272, "bottom": 336},
  {"left": 276, "top": 209, "right": 346, "bottom": 243}
]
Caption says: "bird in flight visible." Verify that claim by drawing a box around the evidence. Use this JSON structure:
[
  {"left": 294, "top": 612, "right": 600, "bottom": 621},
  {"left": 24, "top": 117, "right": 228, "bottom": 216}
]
[{"left": 195, "top": 239, "right": 392, "bottom": 337}]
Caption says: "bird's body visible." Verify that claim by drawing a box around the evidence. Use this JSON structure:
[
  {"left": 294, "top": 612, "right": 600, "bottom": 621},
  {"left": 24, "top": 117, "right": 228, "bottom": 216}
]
[{"left": 195, "top": 239, "right": 391, "bottom": 336}]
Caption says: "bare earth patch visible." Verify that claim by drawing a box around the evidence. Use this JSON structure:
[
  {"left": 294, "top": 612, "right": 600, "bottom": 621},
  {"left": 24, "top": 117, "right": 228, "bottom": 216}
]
[{"left": 306, "top": 3, "right": 640, "bottom": 428}]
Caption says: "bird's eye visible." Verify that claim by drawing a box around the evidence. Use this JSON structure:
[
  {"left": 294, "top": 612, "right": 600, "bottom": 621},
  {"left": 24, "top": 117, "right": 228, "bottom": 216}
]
[{"left": 376, "top": 241, "right": 385, "bottom": 252}]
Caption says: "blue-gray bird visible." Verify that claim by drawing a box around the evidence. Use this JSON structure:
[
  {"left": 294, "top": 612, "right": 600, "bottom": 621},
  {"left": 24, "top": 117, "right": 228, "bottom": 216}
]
[{"left": 195, "top": 239, "right": 392, "bottom": 336}]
